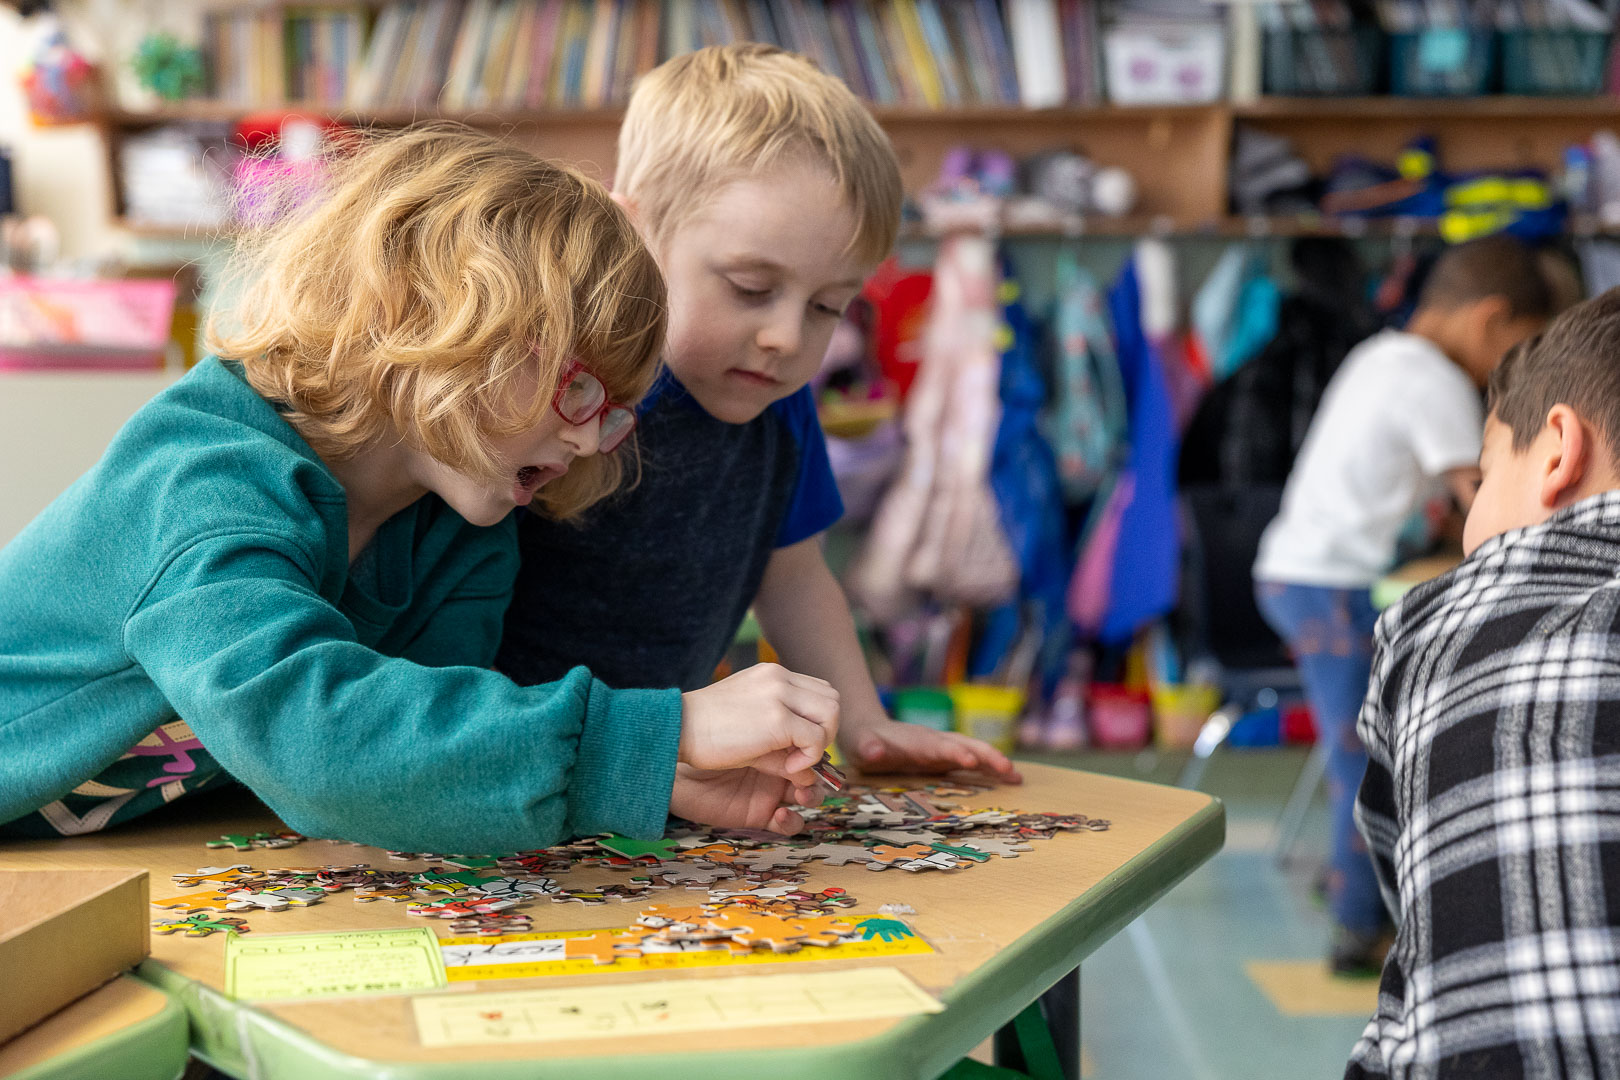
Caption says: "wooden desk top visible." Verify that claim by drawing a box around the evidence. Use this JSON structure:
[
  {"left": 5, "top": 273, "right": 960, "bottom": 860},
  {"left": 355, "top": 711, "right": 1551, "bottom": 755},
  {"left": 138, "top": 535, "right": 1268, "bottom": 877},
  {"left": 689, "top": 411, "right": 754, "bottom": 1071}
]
[{"left": 0, "top": 763, "right": 1222, "bottom": 1080}]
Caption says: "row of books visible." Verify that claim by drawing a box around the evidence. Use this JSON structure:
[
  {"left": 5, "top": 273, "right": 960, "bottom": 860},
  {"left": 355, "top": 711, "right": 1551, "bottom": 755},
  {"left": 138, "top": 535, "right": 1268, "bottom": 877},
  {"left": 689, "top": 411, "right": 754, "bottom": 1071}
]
[
  {"left": 204, "top": 7, "right": 368, "bottom": 106},
  {"left": 198, "top": 0, "right": 1109, "bottom": 112}
]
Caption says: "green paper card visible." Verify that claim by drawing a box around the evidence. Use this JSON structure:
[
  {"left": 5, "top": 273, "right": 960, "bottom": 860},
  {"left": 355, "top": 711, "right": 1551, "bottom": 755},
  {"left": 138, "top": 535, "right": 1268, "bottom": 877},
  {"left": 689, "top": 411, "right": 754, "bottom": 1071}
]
[{"left": 225, "top": 927, "right": 448, "bottom": 1001}]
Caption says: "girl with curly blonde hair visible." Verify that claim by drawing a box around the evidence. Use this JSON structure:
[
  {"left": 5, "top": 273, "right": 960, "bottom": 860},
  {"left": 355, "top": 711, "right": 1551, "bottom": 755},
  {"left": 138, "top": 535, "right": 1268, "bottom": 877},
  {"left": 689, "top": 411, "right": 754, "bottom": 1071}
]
[{"left": 0, "top": 126, "right": 837, "bottom": 851}]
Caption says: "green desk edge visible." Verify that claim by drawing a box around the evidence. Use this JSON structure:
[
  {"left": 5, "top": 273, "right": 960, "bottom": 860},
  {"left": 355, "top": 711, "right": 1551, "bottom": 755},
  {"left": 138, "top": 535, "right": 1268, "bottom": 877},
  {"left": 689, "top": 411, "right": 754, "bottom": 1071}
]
[
  {"left": 137, "top": 793, "right": 1226, "bottom": 1080},
  {"left": 8, "top": 975, "right": 190, "bottom": 1080}
]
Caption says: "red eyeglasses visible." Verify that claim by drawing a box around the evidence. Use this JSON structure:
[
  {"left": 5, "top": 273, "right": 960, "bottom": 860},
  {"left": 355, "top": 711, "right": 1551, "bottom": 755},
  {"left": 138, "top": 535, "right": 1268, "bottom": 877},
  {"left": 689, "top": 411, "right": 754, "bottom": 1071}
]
[{"left": 553, "top": 359, "right": 636, "bottom": 453}]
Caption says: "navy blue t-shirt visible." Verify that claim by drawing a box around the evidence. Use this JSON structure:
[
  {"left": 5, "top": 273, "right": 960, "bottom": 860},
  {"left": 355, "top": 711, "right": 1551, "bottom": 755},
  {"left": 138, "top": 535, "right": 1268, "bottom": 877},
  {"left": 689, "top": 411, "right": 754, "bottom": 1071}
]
[{"left": 497, "top": 373, "right": 842, "bottom": 691}]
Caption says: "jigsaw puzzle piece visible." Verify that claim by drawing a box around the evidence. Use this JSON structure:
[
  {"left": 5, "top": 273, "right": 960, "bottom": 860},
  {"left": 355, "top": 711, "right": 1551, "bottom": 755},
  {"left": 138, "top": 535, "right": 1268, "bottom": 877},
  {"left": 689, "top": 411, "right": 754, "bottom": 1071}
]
[
  {"left": 564, "top": 930, "right": 646, "bottom": 965},
  {"left": 152, "top": 913, "right": 250, "bottom": 937}
]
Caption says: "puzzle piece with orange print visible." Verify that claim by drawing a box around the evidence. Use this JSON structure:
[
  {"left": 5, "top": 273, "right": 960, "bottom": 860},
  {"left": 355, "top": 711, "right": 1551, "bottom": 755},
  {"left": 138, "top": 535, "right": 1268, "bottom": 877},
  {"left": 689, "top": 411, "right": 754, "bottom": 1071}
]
[
  {"left": 170, "top": 865, "right": 254, "bottom": 889},
  {"left": 863, "top": 844, "right": 936, "bottom": 870},
  {"left": 353, "top": 886, "right": 415, "bottom": 903},
  {"left": 564, "top": 931, "right": 646, "bottom": 965},
  {"left": 687, "top": 909, "right": 859, "bottom": 953},
  {"left": 680, "top": 843, "right": 740, "bottom": 864},
  {"left": 150, "top": 888, "right": 250, "bottom": 913},
  {"left": 634, "top": 903, "right": 717, "bottom": 934}
]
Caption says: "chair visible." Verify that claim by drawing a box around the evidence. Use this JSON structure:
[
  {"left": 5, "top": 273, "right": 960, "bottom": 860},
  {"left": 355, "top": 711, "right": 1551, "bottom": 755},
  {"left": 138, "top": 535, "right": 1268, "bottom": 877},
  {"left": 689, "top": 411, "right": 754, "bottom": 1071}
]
[{"left": 1171, "top": 486, "right": 1318, "bottom": 862}]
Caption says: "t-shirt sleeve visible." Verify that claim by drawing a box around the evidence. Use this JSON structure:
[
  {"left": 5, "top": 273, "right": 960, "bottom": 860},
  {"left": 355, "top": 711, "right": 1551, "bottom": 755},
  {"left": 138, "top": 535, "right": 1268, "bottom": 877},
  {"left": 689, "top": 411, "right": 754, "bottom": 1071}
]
[
  {"left": 1400, "top": 359, "right": 1485, "bottom": 476},
  {"left": 772, "top": 386, "right": 845, "bottom": 547}
]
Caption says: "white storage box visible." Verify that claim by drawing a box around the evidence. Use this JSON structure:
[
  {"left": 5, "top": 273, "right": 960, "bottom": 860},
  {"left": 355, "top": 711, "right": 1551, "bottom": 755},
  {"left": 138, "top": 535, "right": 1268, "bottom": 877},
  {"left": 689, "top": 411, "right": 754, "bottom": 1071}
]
[{"left": 1105, "top": 21, "right": 1227, "bottom": 104}]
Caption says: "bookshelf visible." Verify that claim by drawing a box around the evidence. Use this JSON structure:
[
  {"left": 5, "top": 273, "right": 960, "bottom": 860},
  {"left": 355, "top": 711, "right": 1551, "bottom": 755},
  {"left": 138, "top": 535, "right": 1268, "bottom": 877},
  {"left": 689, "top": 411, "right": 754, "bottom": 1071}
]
[
  {"left": 89, "top": 0, "right": 1620, "bottom": 240},
  {"left": 100, "top": 97, "right": 1620, "bottom": 239}
]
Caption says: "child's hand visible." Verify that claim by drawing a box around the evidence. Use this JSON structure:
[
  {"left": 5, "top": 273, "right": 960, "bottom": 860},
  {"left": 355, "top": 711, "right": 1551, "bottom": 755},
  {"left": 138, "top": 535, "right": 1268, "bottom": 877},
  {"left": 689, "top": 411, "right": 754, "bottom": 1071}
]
[
  {"left": 843, "top": 718, "right": 1023, "bottom": 783},
  {"left": 679, "top": 663, "right": 839, "bottom": 785},
  {"left": 668, "top": 763, "right": 823, "bottom": 837}
]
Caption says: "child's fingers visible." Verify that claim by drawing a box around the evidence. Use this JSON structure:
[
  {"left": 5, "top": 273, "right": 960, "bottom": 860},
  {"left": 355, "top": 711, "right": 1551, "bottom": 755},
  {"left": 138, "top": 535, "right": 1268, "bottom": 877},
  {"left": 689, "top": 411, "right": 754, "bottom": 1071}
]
[
  {"left": 953, "top": 734, "right": 1023, "bottom": 781},
  {"left": 749, "top": 747, "right": 824, "bottom": 787},
  {"left": 779, "top": 683, "right": 840, "bottom": 734},
  {"left": 782, "top": 670, "right": 840, "bottom": 701},
  {"left": 768, "top": 805, "right": 805, "bottom": 836}
]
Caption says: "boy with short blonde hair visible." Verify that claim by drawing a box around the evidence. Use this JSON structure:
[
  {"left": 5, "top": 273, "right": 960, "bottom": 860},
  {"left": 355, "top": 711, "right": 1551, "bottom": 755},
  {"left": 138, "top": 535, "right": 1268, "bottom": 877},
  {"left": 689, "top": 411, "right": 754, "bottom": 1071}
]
[
  {"left": 1350, "top": 288, "right": 1620, "bottom": 1078},
  {"left": 614, "top": 44, "right": 900, "bottom": 262},
  {"left": 499, "top": 45, "right": 1020, "bottom": 780}
]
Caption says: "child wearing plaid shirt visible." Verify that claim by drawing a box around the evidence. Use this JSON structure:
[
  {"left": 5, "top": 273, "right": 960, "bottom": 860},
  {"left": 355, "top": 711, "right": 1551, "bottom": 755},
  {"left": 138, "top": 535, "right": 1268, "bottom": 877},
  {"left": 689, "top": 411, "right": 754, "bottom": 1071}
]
[{"left": 1351, "top": 288, "right": 1620, "bottom": 1079}]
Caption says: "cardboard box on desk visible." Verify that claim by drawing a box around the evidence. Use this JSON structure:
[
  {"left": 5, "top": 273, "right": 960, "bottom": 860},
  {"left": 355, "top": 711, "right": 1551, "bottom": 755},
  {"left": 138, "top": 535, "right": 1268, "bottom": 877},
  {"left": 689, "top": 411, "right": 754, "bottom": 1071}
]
[{"left": 0, "top": 869, "right": 148, "bottom": 1043}]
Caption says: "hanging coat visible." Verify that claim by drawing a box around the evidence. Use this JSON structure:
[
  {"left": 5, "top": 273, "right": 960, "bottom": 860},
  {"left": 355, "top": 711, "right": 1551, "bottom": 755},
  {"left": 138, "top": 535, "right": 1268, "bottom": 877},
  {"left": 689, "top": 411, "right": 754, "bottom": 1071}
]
[{"left": 1071, "top": 250, "right": 1181, "bottom": 645}]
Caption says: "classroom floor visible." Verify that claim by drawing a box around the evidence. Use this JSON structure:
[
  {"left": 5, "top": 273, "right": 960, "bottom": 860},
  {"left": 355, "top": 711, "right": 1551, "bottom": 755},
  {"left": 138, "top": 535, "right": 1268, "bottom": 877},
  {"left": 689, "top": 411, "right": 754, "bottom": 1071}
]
[{"left": 1014, "top": 746, "right": 1368, "bottom": 1080}]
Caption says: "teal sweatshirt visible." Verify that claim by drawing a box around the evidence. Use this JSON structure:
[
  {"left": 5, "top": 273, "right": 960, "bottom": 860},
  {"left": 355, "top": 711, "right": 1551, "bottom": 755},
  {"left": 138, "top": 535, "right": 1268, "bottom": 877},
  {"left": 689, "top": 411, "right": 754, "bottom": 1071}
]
[{"left": 0, "top": 357, "right": 681, "bottom": 851}]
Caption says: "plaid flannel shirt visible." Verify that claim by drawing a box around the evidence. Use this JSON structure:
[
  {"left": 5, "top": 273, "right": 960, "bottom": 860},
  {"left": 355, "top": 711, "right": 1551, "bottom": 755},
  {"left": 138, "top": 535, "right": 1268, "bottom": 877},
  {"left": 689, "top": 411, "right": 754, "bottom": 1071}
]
[{"left": 1348, "top": 490, "right": 1620, "bottom": 1080}]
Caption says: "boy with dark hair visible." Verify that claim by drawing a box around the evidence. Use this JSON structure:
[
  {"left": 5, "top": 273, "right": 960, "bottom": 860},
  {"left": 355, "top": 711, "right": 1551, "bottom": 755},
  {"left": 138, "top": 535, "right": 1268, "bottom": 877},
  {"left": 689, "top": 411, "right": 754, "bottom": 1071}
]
[
  {"left": 1350, "top": 287, "right": 1620, "bottom": 1079},
  {"left": 1255, "top": 235, "right": 1554, "bottom": 974}
]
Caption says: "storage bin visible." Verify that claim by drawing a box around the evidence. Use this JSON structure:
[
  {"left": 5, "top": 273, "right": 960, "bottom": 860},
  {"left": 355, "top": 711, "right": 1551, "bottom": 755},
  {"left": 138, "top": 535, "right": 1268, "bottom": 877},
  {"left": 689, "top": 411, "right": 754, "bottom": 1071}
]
[
  {"left": 1388, "top": 29, "right": 1496, "bottom": 95},
  {"left": 894, "top": 687, "right": 955, "bottom": 733},
  {"left": 1104, "top": 21, "right": 1226, "bottom": 105},
  {"left": 949, "top": 684, "right": 1025, "bottom": 755},
  {"left": 1263, "top": 26, "right": 1384, "bottom": 96},
  {"left": 1088, "top": 683, "right": 1152, "bottom": 749},
  {"left": 1501, "top": 30, "right": 1610, "bottom": 95},
  {"left": 0, "top": 277, "right": 177, "bottom": 370},
  {"left": 1151, "top": 683, "right": 1222, "bottom": 750}
]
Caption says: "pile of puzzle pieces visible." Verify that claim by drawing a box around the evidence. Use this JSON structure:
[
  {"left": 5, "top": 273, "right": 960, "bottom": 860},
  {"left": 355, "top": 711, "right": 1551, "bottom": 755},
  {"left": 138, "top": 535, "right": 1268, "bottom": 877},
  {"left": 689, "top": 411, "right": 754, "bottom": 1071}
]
[{"left": 152, "top": 782, "right": 1108, "bottom": 940}]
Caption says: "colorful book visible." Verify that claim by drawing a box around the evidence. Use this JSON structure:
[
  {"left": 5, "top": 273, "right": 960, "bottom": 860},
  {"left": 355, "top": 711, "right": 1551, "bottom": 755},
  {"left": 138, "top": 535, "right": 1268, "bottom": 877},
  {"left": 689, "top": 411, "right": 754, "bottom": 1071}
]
[
  {"left": 825, "top": 0, "right": 871, "bottom": 97},
  {"left": 849, "top": 0, "right": 896, "bottom": 103},
  {"left": 498, "top": 0, "right": 537, "bottom": 105},
  {"left": 743, "top": 0, "right": 778, "bottom": 44},
  {"left": 632, "top": 0, "right": 661, "bottom": 81},
  {"left": 581, "top": 0, "right": 619, "bottom": 105},
  {"left": 876, "top": 0, "right": 921, "bottom": 104},
  {"left": 524, "top": 0, "right": 565, "bottom": 108},
  {"left": 975, "top": 0, "right": 1021, "bottom": 104},
  {"left": 664, "top": 0, "right": 697, "bottom": 56},
  {"left": 556, "top": 0, "right": 590, "bottom": 105},
  {"left": 914, "top": 0, "right": 962, "bottom": 105},
  {"left": 483, "top": 0, "right": 524, "bottom": 107},
  {"left": 945, "top": 0, "right": 992, "bottom": 103},
  {"left": 458, "top": 0, "right": 501, "bottom": 107},
  {"left": 442, "top": 0, "right": 490, "bottom": 109},
  {"left": 766, "top": 0, "right": 800, "bottom": 52}
]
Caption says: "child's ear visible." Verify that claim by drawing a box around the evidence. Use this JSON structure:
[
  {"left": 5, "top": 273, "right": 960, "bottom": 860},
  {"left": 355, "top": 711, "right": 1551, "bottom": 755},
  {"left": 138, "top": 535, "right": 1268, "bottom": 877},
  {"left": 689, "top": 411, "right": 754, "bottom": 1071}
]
[{"left": 1540, "top": 404, "right": 1593, "bottom": 509}]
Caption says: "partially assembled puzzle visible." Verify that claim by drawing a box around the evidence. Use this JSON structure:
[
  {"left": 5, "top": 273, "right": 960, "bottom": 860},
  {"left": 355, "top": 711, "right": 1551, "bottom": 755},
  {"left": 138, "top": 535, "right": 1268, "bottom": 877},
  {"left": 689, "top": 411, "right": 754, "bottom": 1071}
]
[{"left": 155, "top": 781, "right": 1110, "bottom": 966}]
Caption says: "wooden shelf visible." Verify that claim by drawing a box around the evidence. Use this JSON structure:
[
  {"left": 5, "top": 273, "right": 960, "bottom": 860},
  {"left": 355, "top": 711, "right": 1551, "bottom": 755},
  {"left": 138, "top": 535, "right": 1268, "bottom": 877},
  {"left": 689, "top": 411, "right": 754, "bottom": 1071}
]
[
  {"left": 101, "top": 96, "right": 1620, "bottom": 243},
  {"left": 1234, "top": 95, "right": 1620, "bottom": 120},
  {"left": 102, "top": 101, "right": 1228, "bottom": 128},
  {"left": 102, "top": 95, "right": 1620, "bottom": 129}
]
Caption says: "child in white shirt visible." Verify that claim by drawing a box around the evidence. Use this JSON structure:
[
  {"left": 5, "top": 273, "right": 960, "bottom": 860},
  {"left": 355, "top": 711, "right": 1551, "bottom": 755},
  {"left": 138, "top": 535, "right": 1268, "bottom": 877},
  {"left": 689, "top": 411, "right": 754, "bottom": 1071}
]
[{"left": 1254, "top": 235, "right": 1552, "bottom": 974}]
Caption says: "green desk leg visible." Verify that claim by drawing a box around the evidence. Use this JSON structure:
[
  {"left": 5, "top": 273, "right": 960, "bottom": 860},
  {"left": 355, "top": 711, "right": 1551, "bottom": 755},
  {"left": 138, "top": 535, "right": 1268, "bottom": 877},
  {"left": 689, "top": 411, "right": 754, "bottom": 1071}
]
[
  {"left": 941, "top": 968, "right": 1072, "bottom": 1080},
  {"left": 7, "top": 980, "right": 190, "bottom": 1080}
]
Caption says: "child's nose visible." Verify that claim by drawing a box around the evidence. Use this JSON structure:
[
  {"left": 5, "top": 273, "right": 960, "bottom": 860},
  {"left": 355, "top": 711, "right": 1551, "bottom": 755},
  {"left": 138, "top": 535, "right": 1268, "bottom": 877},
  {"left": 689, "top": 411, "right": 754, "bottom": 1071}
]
[
  {"left": 757, "top": 310, "right": 803, "bottom": 358},
  {"left": 562, "top": 413, "right": 602, "bottom": 457}
]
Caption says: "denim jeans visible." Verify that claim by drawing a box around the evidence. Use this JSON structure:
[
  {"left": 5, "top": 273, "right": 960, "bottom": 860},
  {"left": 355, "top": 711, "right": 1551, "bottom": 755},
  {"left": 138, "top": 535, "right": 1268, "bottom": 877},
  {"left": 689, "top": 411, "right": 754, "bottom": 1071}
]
[{"left": 1256, "top": 580, "right": 1388, "bottom": 934}]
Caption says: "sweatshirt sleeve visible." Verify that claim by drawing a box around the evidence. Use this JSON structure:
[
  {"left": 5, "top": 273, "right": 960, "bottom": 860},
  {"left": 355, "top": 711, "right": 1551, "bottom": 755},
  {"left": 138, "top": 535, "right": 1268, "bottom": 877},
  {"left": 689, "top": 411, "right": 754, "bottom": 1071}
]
[{"left": 121, "top": 530, "right": 679, "bottom": 852}]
